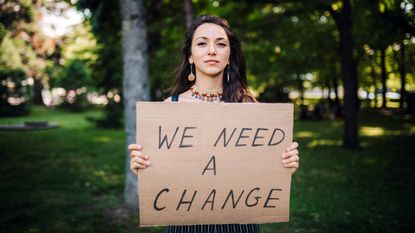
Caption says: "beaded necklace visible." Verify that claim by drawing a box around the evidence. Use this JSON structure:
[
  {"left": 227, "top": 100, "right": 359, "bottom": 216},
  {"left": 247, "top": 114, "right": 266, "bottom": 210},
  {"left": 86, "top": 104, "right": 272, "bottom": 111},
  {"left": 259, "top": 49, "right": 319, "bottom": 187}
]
[{"left": 190, "top": 85, "right": 223, "bottom": 102}]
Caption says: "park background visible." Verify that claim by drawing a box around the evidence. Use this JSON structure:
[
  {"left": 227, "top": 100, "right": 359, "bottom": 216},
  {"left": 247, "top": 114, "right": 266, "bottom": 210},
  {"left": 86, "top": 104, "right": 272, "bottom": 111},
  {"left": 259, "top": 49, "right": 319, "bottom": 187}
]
[{"left": 1, "top": 0, "right": 414, "bottom": 232}]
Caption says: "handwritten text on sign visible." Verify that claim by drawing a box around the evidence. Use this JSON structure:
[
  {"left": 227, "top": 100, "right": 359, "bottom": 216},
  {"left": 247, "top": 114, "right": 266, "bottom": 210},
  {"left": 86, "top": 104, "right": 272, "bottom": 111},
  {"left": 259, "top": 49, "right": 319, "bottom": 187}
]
[{"left": 136, "top": 102, "right": 293, "bottom": 227}]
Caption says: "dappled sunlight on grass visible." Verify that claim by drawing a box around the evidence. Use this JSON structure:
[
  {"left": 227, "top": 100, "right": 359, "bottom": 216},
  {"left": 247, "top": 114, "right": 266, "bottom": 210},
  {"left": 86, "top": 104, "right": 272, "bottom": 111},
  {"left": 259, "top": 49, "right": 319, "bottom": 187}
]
[
  {"left": 307, "top": 139, "right": 341, "bottom": 148},
  {"left": 0, "top": 106, "right": 103, "bottom": 130},
  {"left": 360, "top": 125, "right": 414, "bottom": 137},
  {"left": 360, "top": 126, "right": 385, "bottom": 136},
  {"left": 94, "top": 170, "right": 107, "bottom": 177},
  {"left": 362, "top": 157, "right": 378, "bottom": 165},
  {"left": 309, "top": 169, "right": 343, "bottom": 178},
  {"left": 295, "top": 131, "right": 315, "bottom": 138},
  {"left": 94, "top": 136, "right": 111, "bottom": 142},
  {"left": 407, "top": 125, "right": 415, "bottom": 134}
]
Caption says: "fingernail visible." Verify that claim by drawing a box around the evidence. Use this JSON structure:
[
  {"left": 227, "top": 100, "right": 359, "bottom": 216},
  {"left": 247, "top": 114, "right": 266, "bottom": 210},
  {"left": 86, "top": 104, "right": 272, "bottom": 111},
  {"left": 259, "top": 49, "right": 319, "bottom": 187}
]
[{"left": 147, "top": 162, "right": 151, "bottom": 166}]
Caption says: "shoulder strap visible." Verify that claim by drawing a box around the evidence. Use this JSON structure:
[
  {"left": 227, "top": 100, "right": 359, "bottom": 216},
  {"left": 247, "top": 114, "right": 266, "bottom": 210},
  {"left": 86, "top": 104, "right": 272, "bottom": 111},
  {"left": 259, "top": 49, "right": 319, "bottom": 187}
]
[{"left": 171, "top": 95, "right": 179, "bottom": 102}]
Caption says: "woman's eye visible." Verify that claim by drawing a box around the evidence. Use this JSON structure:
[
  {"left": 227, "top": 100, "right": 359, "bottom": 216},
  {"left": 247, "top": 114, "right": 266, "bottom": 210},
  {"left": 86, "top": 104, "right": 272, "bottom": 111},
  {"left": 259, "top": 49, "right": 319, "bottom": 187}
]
[
  {"left": 218, "top": 43, "right": 227, "bottom": 47},
  {"left": 197, "top": 42, "right": 206, "bottom": 46}
]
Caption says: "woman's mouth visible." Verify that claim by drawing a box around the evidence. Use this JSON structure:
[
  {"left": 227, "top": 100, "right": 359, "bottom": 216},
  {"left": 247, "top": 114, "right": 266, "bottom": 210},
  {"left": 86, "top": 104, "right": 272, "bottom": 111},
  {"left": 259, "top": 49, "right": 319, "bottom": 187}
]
[{"left": 205, "top": 60, "right": 219, "bottom": 64}]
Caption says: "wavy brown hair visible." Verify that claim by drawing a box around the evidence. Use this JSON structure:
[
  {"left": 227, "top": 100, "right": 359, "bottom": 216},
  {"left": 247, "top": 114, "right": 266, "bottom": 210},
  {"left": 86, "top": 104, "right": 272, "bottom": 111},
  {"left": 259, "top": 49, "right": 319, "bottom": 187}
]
[{"left": 171, "top": 15, "right": 256, "bottom": 103}]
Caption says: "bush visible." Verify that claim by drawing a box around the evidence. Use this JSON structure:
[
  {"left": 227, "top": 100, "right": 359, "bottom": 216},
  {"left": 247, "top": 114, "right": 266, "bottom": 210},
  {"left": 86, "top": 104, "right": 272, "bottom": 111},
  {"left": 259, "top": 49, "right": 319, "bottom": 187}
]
[
  {"left": 57, "top": 59, "right": 91, "bottom": 112},
  {"left": 0, "top": 68, "right": 31, "bottom": 116},
  {"left": 86, "top": 100, "right": 123, "bottom": 128}
]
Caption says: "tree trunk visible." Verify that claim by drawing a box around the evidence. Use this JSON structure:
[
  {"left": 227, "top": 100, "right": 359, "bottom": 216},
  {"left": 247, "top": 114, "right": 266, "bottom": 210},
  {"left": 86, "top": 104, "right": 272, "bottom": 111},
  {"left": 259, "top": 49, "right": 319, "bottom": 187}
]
[
  {"left": 183, "top": 0, "right": 193, "bottom": 28},
  {"left": 120, "top": 0, "right": 150, "bottom": 209},
  {"left": 329, "top": 53, "right": 340, "bottom": 106},
  {"left": 327, "top": 78, "right": 332, "bottom": 103},
  {"left": 332, "top": 77, "right": 340, "bottom": 105},
  {"left": 331, "top": 63, "right": 340, "bottom": 105},
  {"left": 330, "top": 0, "right": 359, "bottom": 149},
  {"left": 370, "top": 59, "right": 378, "bottom": 108},
  {"left": 32, "top": 78, "right": 44, "bottom": 105},
  {"left": 399, "top": 41, "right": 406, "bottom": 109},
  {"left": 380, "top": 48, "right": 387, "bottom": 108},
  {"left": 297, "top": 73, "right": 304, "bottom": 105}
]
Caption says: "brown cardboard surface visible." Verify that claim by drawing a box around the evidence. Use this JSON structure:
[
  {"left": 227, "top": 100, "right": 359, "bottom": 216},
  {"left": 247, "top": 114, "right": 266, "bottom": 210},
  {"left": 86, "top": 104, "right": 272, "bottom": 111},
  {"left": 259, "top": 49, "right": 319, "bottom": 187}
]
[{"left": 136, "top": 102, "right": 293, "bottom": 227}]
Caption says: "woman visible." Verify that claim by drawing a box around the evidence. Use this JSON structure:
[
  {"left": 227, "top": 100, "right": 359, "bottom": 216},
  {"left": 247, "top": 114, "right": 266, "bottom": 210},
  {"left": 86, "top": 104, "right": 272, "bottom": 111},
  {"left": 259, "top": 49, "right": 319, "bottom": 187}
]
[{"left": 129, "top": 15, "right": 300, "bottom": 233}]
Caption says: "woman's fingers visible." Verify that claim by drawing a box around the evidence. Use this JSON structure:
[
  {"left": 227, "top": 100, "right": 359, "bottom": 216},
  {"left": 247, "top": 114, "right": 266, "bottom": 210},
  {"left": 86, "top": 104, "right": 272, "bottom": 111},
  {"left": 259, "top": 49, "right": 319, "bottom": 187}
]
[
  {"left": 130, "top": 162, "right": 146, "bottom": 175},
  {"left": 282, "top": 142, "right": 300, "bottom": 174},
  {"left": 282, "top": 155, "right": 299, "bottom": 164},
  {"left": 133, "top": 157, "right": 151, "bottom": 167},
  {"left": 128, "top": 144, "right": 150, "bottom": 174},
  {"left": 129, "top": 157, "right": 151, "bottom": 175},
  {"left": 283, "top": 161, "right": 299, "bottom": 169},
  {"left": 130, "top": 150, "right": 149, "bottom": 160},
  {"left": 130, "top": 162, "right": 146, "bottom": 170},
  {"left": 286, "top": 142, "right": 298, "bottom": 151},
  {"left": 281, "top": 149, "right": 298, "bottom": 159},
  {"left": 128, "top": 144, "right": 142, "bottom": 151}
]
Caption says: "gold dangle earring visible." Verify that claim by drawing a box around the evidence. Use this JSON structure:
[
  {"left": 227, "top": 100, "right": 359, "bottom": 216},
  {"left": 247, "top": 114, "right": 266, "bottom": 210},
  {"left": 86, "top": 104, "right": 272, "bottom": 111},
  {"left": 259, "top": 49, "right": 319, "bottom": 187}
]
[
  {"left": 188, "top": 63, "right": 196, "bottom": 81},
  {"left": 227, "top": 64, "right": 230, "bottom": 83}
]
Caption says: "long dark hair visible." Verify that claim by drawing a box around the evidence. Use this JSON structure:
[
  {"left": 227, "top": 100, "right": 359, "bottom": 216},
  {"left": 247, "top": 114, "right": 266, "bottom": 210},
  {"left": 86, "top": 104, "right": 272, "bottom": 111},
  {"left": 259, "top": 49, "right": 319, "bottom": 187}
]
[{"left": 171, "top": 15, "right": 256, "bottom": 103}]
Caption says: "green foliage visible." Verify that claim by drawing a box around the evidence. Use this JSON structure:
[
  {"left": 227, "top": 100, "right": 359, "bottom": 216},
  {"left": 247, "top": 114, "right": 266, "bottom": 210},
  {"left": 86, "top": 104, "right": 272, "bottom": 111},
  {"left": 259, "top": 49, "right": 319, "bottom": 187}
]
[
  {"left": 62, "top": 22, "right": 97, "bottom": 62},
  {"left": 0, "top": 23, "right": 6, "bottom": 42},
  {"left": 0, "top": 32, "right": 24, "bottom": 69},
  {"left": 0, "top": 0, "right": 34, "bottom": 29},
  {"left": 0, "top": 68, "right": 31, "bottom": 116},
  {"left": 59, "top": 59, "right": 91, "bottom": 91},
  {"left": 76, "top": 0, "right": 122, "bottom": 93},
  {"left": 88, "top": 100, "right": 124, "bottom": 128},
  {"left": 0, "top": 31, "right": 31, "bottom": 116},
  {"left": 76, "top": 0, "right": 123, "bottom": 127},
  {"left": 76, "top": 0, "right": 415, "bottom": 124},
  {"left": 57, "top": 59, "right": 92, "bottom": 111}
]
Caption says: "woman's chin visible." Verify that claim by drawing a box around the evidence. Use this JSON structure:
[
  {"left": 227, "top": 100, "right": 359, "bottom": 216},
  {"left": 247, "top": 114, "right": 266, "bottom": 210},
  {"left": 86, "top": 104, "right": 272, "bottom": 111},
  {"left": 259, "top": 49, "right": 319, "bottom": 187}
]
[{"left": 198, "top": 70, "right": 224, "bottom": 78}]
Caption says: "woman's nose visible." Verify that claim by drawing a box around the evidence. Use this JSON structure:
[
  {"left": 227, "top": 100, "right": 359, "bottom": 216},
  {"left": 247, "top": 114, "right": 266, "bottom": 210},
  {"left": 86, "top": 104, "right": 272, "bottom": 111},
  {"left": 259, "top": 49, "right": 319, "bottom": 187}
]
[{"left": 208, "top": 42, "right": 216, "bottom": 55}]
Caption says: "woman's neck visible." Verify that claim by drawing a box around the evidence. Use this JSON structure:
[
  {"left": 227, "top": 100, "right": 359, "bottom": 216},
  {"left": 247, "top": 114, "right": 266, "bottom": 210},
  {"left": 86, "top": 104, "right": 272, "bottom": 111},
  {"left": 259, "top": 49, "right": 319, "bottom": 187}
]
[{"left": 194, "top": 72, "right": 223, "bottom": 91}]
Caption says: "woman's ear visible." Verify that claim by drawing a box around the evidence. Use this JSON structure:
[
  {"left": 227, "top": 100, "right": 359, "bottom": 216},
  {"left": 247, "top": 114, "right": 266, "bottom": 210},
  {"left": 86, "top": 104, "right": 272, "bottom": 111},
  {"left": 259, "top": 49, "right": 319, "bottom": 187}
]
[{"left": 188, "top": 55, "right": 193, "bottom": 64}]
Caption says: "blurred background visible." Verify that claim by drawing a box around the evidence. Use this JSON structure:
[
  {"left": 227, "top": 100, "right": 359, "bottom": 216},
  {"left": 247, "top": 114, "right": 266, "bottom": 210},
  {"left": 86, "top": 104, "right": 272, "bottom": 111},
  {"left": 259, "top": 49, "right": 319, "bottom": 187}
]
[{"left": 1, "top": 0, "right": 414, "bottom": 233}]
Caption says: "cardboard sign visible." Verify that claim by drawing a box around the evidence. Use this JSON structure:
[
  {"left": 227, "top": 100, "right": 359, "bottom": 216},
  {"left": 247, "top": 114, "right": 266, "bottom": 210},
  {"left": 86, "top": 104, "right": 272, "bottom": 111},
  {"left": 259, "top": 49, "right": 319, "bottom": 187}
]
[{"left": 136, "top": 102, "right": 293, "bottom": 227}]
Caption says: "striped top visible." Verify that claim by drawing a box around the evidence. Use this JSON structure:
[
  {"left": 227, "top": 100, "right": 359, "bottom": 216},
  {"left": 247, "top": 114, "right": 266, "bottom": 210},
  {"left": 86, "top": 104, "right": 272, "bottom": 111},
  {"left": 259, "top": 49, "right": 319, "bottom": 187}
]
[
  {"left": 167, "top": 95, "right": 260, "bottom": 233},
  {"left": 166, "top": 224, "right": 260, "bottom": 233}
]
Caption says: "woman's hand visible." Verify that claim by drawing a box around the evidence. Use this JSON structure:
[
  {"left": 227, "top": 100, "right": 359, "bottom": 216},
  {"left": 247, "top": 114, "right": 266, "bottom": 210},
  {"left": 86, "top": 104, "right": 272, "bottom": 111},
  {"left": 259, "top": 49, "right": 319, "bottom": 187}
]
[
  {"left": 281, "top": 142, "right": 300, "bottom": 174},
  {"left": 129, "top": 144, "right": 151, "bottom": 175}
]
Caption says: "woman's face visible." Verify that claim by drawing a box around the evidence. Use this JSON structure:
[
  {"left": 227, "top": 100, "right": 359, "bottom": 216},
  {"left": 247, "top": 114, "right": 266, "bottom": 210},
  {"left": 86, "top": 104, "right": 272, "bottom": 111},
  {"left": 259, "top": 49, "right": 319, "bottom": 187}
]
[{"left": 189, "top": 23, "right": 231, "bottom": 79}]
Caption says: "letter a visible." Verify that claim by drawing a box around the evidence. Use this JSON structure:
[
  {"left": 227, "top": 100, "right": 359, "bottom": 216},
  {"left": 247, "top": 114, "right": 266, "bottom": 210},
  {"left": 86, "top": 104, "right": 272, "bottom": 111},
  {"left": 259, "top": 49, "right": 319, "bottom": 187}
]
[{"left": 202, "top": 156, "right": 216, "bottom": 176}]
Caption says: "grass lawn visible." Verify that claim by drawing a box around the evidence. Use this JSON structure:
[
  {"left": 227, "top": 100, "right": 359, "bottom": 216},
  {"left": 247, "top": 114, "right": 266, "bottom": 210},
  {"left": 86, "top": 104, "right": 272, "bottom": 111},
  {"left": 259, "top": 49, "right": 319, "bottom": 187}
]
[{"left": 1, "top": 106, "right": 414, "bottom": 233}]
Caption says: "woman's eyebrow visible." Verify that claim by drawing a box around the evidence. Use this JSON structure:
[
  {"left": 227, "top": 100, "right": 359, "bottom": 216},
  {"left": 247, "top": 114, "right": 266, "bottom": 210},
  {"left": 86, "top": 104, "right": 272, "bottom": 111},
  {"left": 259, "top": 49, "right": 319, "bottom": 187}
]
[{"left": 195, "top": 37, "right": 228, "bottom": 41}]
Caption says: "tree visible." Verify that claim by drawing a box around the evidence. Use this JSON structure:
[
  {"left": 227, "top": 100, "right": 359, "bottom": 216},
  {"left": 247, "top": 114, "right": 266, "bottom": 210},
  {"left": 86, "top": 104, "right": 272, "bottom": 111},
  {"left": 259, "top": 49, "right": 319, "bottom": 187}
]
[
  {"left": 398, "top": 41, "right": 406, "bottom": 109},
  {"left": 0, "top": 0, "right": 34, "bottom": 114},
  {"left": 57, "top": 59, "right": 91, "bottom": 111},
  {"left": 120, "top": 0, "right": 150, "bottom": 209},
  {"left": 0, "top": 68, "right": 30, "bottom": 116},
  {"left": 77, "top": 0, "right": 123, "bottom": 127},
  {"left": 184, "top": 0, "right": 193, "bottom": 28},
  {"left": 253, "top": 0, "right": 360, "bottom": 148},
  {"left": 327, "top": 0, "right": 359, "bottom": 148}
]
